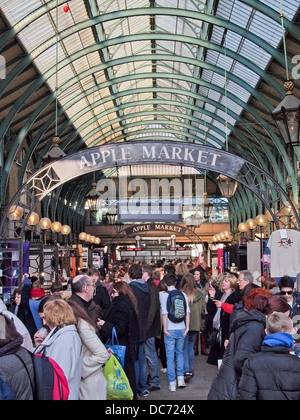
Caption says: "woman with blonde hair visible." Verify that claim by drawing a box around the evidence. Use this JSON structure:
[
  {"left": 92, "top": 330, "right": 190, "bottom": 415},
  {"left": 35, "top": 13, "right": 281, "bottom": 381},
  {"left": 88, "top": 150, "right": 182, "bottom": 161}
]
[
  {"left": 207, "top": 273, "right": 239, "bottom": 366},
  {"left": 180, "top": 273, "right": 205, "bottom": 378},
  {"left": 35, "top": 299, "right": 83, "bottom": 400}
]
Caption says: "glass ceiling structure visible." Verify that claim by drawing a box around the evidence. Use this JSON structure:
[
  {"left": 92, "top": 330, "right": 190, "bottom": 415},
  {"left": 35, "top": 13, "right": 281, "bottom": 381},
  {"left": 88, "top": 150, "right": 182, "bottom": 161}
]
[{"left": 0, "top": 0, "right": 299, "bottom": 222}]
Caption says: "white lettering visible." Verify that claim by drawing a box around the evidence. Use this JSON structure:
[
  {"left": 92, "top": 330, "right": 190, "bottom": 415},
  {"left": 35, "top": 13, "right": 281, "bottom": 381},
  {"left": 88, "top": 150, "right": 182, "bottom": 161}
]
[
  {"left": 142, "top": 145, "right": 156, "bottom": 159},
  {"left": 80, "top": 156, "right": 92, "bottom": 170},
  {"left": 100, "top": 150, "right": 111, "bottom": 163}
]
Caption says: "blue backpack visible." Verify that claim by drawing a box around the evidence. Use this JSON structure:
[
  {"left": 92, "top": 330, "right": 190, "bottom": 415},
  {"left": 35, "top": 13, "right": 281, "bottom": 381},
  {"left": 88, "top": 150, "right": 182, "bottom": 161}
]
[
  {"left": 166, "top": 289, "right": 187, "bottom": 323},
  {"left": 0, "top": 377, "right": 16, "bottom": 400}
]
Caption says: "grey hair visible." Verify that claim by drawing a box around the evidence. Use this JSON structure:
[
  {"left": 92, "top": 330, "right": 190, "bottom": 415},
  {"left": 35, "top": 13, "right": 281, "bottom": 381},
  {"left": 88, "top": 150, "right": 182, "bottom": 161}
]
[
  {"left": 240, "top": 270, "right": 253, "bottom": 283},
  {"left": 71, "top": 275, "right": 91, "bottom": 294}
]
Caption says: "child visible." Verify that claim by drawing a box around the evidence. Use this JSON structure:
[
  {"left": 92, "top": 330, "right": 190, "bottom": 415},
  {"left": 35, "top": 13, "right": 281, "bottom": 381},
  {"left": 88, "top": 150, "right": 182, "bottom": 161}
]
[
  {"left": 159, "top": 273, "right": 190, "bottom": 392},
  {"left": 238, "top": 312, "right": 300, "bottom": 400}
]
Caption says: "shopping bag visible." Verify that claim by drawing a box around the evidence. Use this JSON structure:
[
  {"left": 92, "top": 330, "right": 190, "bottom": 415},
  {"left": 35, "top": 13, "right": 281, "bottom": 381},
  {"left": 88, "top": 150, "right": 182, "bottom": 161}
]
[
  {"left": 103, "top": 355, "right": 133, "bottom": 400},
  {"left": 105, "top": 327, "right": 126, "bottom": 368}
]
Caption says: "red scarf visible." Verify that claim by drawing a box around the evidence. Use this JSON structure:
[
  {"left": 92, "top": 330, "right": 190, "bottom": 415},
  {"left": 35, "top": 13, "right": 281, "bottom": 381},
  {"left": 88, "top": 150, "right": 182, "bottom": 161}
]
[{"left": 30, "top": 288, "right": 45, "bottom": 298}]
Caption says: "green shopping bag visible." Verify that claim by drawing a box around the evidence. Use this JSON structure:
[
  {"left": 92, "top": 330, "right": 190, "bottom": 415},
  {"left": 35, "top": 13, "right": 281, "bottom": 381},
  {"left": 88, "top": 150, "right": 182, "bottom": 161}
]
[{"left": 103, "top": 355, "right": 133, "bottom": 400}]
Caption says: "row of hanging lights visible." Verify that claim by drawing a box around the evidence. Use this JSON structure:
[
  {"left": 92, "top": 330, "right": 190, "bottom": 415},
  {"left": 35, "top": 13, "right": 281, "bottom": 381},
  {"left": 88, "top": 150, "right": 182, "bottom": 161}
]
[{"left": 78, "top": 232, "right": 101, "bottom": 245}]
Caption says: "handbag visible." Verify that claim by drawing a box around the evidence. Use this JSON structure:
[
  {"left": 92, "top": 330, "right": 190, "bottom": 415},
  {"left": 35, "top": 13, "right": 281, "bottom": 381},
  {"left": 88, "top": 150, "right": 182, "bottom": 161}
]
[
  {"left": 103, "top": 355, "right": 133, "bottom": 400},
  {"left": 208, "top": 328, "right": 222, "bottom": 350},
  {"left": 105, "top": 327, "right": 126, "bottom": 368}
]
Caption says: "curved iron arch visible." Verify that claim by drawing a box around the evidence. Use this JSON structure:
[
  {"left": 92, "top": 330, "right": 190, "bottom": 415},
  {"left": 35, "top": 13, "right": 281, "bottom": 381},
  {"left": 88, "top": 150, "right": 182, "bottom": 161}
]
[{"left": 1, "top": 141, "right": 299, "bottom": 242}]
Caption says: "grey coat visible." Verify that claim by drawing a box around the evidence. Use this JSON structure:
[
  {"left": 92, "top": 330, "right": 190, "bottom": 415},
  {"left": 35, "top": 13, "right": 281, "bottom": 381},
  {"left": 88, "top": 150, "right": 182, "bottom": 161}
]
[{"left": 35, "top": 324, "right": 83, "bottom": 400}]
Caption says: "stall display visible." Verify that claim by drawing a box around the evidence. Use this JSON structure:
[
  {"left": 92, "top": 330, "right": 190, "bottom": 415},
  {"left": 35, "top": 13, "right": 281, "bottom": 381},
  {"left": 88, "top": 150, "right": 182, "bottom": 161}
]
[{"left": 267, "top": 229, "right": 300, "bottom": 278}]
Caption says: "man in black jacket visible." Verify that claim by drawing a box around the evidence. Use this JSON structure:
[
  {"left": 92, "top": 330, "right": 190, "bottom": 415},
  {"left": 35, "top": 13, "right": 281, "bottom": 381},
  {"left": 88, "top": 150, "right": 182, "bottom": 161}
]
[
  {"left": 129, "top": 264, "right": 150, "bottom": 397},
  {"left": 142, "top": 264, "right": 161, "bottom": 392}
]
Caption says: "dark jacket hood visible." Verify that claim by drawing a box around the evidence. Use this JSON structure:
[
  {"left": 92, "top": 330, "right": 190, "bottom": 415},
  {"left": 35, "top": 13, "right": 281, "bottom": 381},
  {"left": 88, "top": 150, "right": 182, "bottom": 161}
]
[
  {"left": 130, "top": 279, "right": 148, "bottom": 293},
  {"left": 231, "top": 310, "right": 266, "bottom": 333}
]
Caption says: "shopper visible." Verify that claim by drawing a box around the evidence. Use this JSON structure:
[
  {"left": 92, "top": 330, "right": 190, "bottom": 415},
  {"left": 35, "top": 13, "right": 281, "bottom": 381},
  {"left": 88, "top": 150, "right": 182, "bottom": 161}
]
[
  {"left": 206, "top": 273, "right": 238, "bottom": 365},
  {"left": 98, "top": 281, "right": 140, "bottom": 400},
  {"left": 67, "top": 300, "right": 110, "bottom": 400},
  {"left": 160, "top": 273, "right": 190, "bottom": 392},
  {"left": 278, "top": 275, "right": 300, "bottom": 356},
  {"left": 207, "top": 290, "right": 290, "bottom": 400},
  {"left": 35, "top": 299, "right": 83, "bottom": 400},
  {"left": 0, "top": 314, "right": 35, "bottom": 400},
  {"left": 238, "top": 312, "right": 300, "bottom": 400},
  {"left": 180, "top": 273, "right": 205, "bottom": 378},
  {"left": 142, "top": 264, "right": 161, "bottom": 392},
  {"left": 19, "top": 276, "right": 46, "bottom": 341},
  {"left": 156, "top": 280, "right": 168, "bottom": 374},
  {"left": 0, "top": 298, "right": 33, "bottom": 352},
  {"left": 69, "top": 274, "right": 102, "bottom": 327},
  {"left": 128, "top": 264, "right": 150, "bottom": 397},
  {"left": 88, "top": 268, "right": 112, "bottom": 316}
]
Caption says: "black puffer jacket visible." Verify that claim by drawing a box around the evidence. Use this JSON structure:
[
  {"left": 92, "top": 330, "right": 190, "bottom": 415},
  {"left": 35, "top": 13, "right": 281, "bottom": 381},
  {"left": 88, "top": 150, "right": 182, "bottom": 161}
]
[
  {"left": 238, "top": 345, "right": 300, "bottom": 400},
  {"left": 208, "top": 310, "right": 266, "bottom": 400}
]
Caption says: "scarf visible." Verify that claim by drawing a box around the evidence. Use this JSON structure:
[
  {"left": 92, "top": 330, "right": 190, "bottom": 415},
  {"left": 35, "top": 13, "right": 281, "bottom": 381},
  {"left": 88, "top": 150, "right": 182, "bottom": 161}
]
[
  {"left": 262, "top": 332, "right": 294, "bottom": 349},
  {"left": 213, "top": 292, "right": 232, "bottom": 330},
  {"left": 30, "top": 288, "right": 45, "bottom": 298}
]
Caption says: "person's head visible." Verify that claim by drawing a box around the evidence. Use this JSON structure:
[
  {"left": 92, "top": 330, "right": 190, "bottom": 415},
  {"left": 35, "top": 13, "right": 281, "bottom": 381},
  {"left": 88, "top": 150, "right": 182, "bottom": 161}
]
[
  {"left": 278, "top": 275, "right": 295, "bottom": 303},
  {"left": 164, "top": 264, "right": 175, "bottom": 275},
  {"left": 0, "top": 314, "right": 21, "bottom": 348},
  {"left": 50, "top": 280, "right": 63, "bottom": 294},
  {"left": 30, "top": 279, "right": 45, "bottom": 300},
  {"left": 87, "top": 268, "right": 100, "bottom": 284},
  {"left": 181, "top": 273, "right": 196, "bottom": 293},
  {"left": 163, "top": 273, "right": 177, "bottom": 287},
  {"left": 71, "top": 274, "right": 95, "bottom": 302},
  {"left": 265, "top": 295, "right": 290, "bottom": 317},
  {"left": 266, "top": 311, "right": 295, "bottom": 335},
  {"left": 244, "top": 288, "right": 273, "bottom": 312},
  {"left": 105, "top": 273, "right": 114, "bottom": 283},
  {"left": 237, "top": 270, "right": 253, "bottom": 291},
  {"left": 221, "top": 274, "right": 238, "bottom": 293},
  {"left": 12, "top": 288, "right": 22, "bottom": 306},
  {"left": 193, "top": 269, "right": 205, "bottom": 286},
  {"left": 142, "top": 265, "right": 152, "bottom": 281},
  {"left": 37, "top": 294, "right": 62, "bottom": 323},
  {"left": 152, "top": 270, "right": 161, "bottom": 281},
  {"left": 240, "top": 283, "right": 259, "bottom": 302},
  {"left": 175, "top": 263, "right": 189, "bottom": 276},
  {"left": 43, "top": 299, "right": 76, "bottom": 331},
  {"left": 263, "top": 278, "right": 278, "bottom": 291},
  {"left": 128, "top": 264, "right": 143, "bottom": 280}
]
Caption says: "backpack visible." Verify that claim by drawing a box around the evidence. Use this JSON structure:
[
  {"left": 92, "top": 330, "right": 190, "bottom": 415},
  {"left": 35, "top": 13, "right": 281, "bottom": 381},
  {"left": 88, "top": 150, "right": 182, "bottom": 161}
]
[
  {"left": 16, "top": 350, "right": 69, "bottom": 400},
  {"left": 0, "top": 377, "right": 16, "bottom": 400},
  {"left": 32, "top": 353, "right": 69, "bottom": 400},
  {"left": 166, "top": 289, "right": 187, "bottom": 323}
]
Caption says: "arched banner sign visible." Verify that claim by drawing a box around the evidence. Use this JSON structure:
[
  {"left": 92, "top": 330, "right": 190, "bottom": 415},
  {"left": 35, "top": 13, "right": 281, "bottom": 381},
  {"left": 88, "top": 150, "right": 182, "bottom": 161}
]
[{"left": 1, "top": 140, "right": 299, "bottom": 239}]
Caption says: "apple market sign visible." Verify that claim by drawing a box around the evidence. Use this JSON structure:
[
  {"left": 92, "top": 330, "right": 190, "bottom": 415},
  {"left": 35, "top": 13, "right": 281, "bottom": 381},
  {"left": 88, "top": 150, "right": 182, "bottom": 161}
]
[{"left": 1, "top": 141, "right": 300, "bottom": 238}]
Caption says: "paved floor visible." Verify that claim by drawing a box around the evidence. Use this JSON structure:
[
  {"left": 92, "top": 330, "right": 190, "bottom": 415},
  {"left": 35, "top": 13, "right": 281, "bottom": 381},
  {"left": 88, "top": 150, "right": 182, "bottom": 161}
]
[{"left": 141, "top": 353, "right": 218, "bottom": 401}]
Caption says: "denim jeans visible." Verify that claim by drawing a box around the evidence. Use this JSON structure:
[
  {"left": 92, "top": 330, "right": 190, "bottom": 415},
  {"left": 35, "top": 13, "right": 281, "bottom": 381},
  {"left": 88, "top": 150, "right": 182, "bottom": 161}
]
[
  {"left": 183, "top": 331, "right": 198, "bottom": 372},
  {"left": 134, "top": 342, "right": 148, "bottom": 393},
  {"left": 144, "top": 337, "right": 160, "bottom": 387},
  {"left": 164, "top": 329, "right": 185, "bottom": 383}
]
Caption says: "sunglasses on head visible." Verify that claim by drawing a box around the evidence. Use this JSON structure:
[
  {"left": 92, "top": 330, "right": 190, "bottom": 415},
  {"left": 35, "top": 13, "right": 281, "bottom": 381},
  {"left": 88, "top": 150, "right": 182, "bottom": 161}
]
[{"left": 279, "top": 291, "right": 293, "bottom": 296}]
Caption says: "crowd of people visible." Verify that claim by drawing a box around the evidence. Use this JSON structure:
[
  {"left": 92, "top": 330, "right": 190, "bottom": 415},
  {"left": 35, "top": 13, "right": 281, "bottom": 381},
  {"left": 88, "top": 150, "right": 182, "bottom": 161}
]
[{"left": 1, "top": 256, "right": 300, "bottom": 400}]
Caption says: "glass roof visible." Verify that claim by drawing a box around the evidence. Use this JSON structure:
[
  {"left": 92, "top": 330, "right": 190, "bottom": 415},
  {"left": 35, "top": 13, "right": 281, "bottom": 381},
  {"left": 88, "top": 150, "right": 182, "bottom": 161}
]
[{"left": 0, "top": 0, "right": 299, "bottom": 153}]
